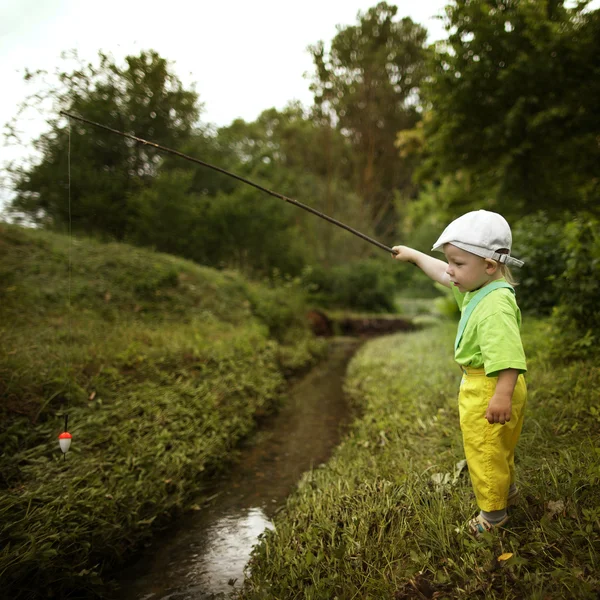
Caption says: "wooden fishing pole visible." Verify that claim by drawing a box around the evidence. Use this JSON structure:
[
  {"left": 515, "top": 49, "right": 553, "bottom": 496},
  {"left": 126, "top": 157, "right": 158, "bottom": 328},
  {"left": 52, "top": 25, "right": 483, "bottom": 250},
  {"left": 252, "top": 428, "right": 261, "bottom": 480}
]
[{"left": 60, "top": 111, "right": 399, "bottom": 255}]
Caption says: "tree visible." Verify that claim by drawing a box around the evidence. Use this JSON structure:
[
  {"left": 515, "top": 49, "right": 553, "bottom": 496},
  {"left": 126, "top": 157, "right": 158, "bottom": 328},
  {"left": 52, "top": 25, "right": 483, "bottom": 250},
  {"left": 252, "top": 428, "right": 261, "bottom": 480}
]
[
  {"left": 7, "top": 50, "right": 201, "bottom": 239},
  {"left": 421, "top": 0, "right": 600, "bottom": 217},
  {"left": 127, "top": 170, "right": 206, "bottom": 261},
  {"left": 309, "top": 2, "right": 429, "bottom": 238},
  {"left": 122, "top": 102, "right": 369, "bottom": 274},
  {"left": 184, "top": 104, "right": 373, "bottom": 269}
]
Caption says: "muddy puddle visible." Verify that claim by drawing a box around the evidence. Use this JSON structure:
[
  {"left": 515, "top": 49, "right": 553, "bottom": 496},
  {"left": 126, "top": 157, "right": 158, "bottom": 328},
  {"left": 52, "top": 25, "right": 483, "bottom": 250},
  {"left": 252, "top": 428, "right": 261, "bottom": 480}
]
[{"left": 115, "top": 338, "right": 360, "bottom": 599}]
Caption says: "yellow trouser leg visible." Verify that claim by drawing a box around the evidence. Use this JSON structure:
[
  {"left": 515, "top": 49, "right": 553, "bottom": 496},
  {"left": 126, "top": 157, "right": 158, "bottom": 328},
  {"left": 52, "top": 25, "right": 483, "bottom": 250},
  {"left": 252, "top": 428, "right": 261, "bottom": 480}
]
[{"left": 458, "top": 371, "right": 527, "bottom": 512}]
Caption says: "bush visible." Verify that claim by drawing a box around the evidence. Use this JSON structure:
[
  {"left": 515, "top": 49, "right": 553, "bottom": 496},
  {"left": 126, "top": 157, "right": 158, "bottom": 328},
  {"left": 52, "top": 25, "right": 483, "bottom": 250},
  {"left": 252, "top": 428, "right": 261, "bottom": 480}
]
[
  {"left": 505, "top": 212, "right": 600, "bottom": 358},
  {"left": 550, "top": 213, "right": 600, "bottom": 358},
  {"left": 512, "top": 212, "right": 566, "bottom": 315},
  {"left": 304, "top": 259, "right": 398, "bottom": 313},
  {"left": 247, "top": 275, "right": 309, "bottom": 342}
]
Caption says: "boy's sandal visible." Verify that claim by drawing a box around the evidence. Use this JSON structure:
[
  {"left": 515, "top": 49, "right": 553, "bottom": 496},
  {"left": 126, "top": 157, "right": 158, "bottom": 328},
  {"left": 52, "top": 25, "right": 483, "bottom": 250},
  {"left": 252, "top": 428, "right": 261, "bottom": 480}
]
[
  {"left": 507, "top": 487, "right": 521, "bottom": 507},
  {"left": 468, "top": 513, "right": 509, "bottom": 536}
]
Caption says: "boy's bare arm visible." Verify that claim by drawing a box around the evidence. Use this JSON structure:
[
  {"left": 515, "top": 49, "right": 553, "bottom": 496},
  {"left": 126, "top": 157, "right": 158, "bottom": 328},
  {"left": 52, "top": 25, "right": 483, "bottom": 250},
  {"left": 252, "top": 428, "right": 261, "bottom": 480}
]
[
  {"left": 486, "top": 368, "right": 519, "bottom": 424},
  {"left": 391, "top": 245, "right": 452, "bottom": 288}
]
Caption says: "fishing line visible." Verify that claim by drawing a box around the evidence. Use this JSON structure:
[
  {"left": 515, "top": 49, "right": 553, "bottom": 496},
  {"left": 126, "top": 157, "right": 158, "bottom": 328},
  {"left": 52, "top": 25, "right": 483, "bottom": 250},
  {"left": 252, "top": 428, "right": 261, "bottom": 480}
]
[
  {"left": 59, "top": 111, "right": 399, "bottom": 256},
  {"left": 58, "top": 118, "right": 73, "bottom": 460}
]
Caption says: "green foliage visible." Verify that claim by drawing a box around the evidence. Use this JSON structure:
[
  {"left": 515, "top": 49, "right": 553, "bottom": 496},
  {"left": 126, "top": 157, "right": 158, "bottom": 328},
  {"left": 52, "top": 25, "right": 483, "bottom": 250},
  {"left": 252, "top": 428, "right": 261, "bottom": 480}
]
[
  {"left": 127, "top": 169, "right": 204, "bottom": 260},
  {"left": 201, "top": 187, "right": 306, "bottom": 276},
  {"left": 394, "top": 262, "right": 442, "bottom": 299},
  {"left": 0, "top": 224, "right": 325, "bottom": 598},
  {"left": 142, "top": 103, "right": 379, "bottom": 279},
  {"left": 127, "top": 165, "right": 307, "bottom": 276},
  {"left": 247, "top": 275, "right": 309, "bottom": 343},
  {"left": 242, "top": 322, "right": 600, "bottom": 599},
  {"left": 422, "top": 0, "right": 600, "bottom": 216},
  {"left": 550, "top": 213, "right": 600, "bottom": 358},
  {"left": 215, "top": 104, "right": 353, "bottom": 185},
  {"left": 512, "top": 212, "right": 566, "bottom": 315},
  {"left": 8, "top": 50, "right": 200, "bottom": 239},
  {"left": 201, "top": 105, "right": 371, "bottom": 271},
  {"left": 304, "top": 259, "right": 398, "bottom": 313}
]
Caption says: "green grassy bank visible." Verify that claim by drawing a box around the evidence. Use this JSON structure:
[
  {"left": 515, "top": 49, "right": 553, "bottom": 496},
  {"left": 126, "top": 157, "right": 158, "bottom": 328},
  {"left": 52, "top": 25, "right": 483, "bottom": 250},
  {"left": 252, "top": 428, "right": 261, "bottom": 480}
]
[
  {"left": 0, "top": 224, "right": 326, "bottom": 598},
  {"left": 241, "top": 322, "right": 600, "bottom": 599}
]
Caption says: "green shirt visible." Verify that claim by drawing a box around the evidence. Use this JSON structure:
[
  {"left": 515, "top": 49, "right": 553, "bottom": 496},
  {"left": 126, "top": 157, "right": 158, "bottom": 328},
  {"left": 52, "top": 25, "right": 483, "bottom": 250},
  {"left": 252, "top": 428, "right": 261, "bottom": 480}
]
[{"left": 452, "top": 279, "right": 527, "bottom": 376}]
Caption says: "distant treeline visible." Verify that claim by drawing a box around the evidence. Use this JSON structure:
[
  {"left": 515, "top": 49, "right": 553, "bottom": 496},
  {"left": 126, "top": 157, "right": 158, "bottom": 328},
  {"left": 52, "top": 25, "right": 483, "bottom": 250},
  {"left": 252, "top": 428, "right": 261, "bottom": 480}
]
[{"left": 4, "top": 1, "right": 600, "bottom": 344}]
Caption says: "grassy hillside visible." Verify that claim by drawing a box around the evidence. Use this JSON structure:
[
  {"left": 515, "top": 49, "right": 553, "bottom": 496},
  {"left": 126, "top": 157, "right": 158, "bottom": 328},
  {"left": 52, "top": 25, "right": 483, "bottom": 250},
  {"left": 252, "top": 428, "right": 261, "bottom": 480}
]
[{"left": 0, "top": 223, "right": 325, "bottom": 598}]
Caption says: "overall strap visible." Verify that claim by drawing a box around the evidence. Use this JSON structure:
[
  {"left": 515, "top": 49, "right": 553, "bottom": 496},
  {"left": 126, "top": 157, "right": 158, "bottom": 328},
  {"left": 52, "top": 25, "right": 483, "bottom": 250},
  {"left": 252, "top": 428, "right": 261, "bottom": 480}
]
[{"left": 454, "top": 281, "right": 515, "bottom": 352}]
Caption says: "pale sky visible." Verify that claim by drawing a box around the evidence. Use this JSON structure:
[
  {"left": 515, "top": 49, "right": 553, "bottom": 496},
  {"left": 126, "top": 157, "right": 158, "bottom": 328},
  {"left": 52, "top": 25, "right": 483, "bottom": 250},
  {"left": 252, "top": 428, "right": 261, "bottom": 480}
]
[{"left": 0, "top": 0, "right": 449, "bottom": 207}]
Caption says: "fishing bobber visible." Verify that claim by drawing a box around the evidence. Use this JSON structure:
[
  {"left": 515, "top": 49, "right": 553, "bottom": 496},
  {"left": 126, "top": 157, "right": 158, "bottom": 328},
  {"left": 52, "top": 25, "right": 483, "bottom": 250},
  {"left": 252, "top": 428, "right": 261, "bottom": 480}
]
[
  {"left": 59, "top": 431, "right": 72, "bottom": 455},
  {"left": 59, "top": 414, "right": 72, "bottom": 459}
]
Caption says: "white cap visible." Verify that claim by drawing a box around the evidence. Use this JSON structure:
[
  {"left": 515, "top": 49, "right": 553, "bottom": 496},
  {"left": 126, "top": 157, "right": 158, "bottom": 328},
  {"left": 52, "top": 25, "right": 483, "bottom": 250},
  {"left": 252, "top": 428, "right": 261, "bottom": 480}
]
[{"left": 432, "top": 210, "right": 524, "bottom": 268}]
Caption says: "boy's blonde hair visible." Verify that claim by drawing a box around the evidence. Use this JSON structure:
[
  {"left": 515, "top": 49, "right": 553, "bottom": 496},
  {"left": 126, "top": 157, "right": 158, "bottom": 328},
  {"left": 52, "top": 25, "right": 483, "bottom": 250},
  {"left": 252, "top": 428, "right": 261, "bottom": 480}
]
[{"left": 496, "top": 249, "right": 517, "bottom": 286}]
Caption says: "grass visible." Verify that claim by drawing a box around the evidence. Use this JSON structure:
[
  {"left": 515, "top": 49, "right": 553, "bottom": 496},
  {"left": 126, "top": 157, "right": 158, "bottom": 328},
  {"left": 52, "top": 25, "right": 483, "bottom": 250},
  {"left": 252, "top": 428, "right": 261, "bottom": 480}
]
[
  {"left": 240, "top": 320, "right": 600, "bottom": 599},
  {"left": 0, "top": 223, "right": 326, "bottom": 598}
]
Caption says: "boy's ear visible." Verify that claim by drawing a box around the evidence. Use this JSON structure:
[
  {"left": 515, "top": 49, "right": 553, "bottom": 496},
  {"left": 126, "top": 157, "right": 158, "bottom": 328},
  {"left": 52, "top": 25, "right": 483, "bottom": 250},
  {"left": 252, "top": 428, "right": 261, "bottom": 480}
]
[{"left": 484, "top": 258, "right": 499, "bottom": 274}]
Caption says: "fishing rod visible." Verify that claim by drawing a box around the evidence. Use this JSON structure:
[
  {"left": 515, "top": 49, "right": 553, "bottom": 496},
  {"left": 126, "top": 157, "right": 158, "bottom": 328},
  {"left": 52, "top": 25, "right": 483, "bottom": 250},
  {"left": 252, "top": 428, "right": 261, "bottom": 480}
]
[{"left": 59, "top": 110, "right": 398, "bottom": 255}]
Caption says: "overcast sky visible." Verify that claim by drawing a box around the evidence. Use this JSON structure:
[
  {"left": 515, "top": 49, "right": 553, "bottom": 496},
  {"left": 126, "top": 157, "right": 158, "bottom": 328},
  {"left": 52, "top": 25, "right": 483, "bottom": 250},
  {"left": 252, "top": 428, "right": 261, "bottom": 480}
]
[{"left": 0, "top": 0, "right": 449, "bottom": 203}]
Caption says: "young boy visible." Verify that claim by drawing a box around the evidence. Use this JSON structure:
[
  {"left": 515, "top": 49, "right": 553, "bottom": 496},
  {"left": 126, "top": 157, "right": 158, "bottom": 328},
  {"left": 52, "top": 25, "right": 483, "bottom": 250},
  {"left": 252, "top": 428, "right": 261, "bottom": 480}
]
[{"left": 392, "top": 210, "right": 527, "bottom": 534}]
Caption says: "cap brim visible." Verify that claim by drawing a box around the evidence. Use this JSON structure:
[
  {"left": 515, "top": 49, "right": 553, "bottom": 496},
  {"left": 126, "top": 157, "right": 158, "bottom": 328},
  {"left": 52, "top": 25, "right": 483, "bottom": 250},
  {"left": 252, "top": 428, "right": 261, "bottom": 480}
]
[{"left": 432, "top": 241, "right": 524, "bottom": 267}]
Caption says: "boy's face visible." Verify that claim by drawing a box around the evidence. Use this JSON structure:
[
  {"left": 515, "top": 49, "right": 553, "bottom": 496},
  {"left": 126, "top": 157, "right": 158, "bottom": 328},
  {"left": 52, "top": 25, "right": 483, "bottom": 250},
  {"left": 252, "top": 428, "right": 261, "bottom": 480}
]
[{"left": 443, "top": 244, "right": 496, "bottom": 293}]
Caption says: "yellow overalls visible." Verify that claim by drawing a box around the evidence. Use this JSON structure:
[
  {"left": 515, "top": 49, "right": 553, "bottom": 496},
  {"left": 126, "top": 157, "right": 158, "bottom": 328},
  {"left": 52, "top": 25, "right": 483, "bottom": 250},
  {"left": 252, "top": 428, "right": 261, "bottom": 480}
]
[
  {"left": 455, "top": 281, "right": 527, "bottom": 512},
  {"left": 459, "top": 367, "right": 527, "bottom": 511}
]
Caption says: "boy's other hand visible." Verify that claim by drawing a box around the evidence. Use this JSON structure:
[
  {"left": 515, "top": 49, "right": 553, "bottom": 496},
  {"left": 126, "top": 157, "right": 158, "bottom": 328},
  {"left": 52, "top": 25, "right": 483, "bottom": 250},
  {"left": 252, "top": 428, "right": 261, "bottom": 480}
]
[{"left": 485, "top": 394, "right": 512, "bottom": 424}]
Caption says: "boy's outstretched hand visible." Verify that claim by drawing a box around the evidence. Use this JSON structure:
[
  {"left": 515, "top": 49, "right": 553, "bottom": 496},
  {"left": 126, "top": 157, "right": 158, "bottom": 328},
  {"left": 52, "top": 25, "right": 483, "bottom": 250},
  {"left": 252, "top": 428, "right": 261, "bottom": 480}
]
[
  {"left": 391, "top": 245, "right": 413, "bottom": 261},
  {"left": 390, "top": 245, "right": 452, "bottom": 288}
]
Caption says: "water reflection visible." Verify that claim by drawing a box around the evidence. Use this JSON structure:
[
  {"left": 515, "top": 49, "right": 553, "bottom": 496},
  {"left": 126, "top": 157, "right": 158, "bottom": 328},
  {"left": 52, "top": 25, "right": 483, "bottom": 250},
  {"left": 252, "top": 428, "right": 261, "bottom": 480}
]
[
  {"left": 185, "top": 508, "right": 274, "bottom": 594},
  {"left": 127, "top": 507, "right": 273, "bottom": 599}
]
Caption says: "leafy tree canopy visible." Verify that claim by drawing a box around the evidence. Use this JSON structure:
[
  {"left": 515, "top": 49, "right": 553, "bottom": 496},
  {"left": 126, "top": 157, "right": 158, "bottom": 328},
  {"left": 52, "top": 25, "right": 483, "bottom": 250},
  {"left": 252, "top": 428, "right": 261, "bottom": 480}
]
[
  {"left": 421, "top": 0, "right": 600, "bottom": 217},
  {"left": 8, "top": 50, "right": 201, "bottom": 239}
]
